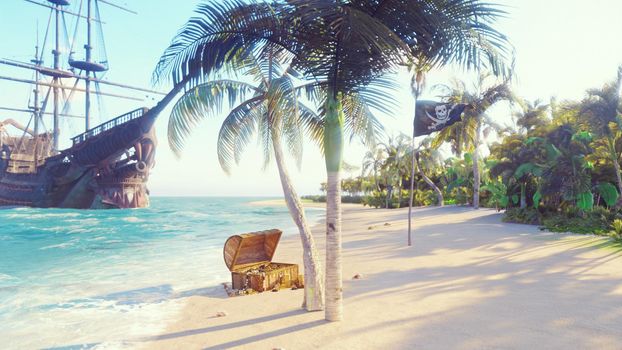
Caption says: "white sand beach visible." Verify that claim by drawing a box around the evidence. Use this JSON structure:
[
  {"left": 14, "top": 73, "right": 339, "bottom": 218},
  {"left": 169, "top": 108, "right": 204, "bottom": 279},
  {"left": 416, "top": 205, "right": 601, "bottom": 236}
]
[{"left": 137, "top": 205, "right": 622, "bottom": 349}]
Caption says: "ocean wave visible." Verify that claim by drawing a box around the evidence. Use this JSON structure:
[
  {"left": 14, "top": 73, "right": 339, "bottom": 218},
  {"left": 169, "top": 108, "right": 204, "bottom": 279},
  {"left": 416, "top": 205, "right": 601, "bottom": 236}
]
[
  {"left": 177, "top": 210, "right": 210, "bottom": 219},
  {"left": 0, "top": 273, "right": 19, "bottom": 283},
  {"left": 5, "top": 212, "right": 82, "bottom": 220},
  {"left": 66, "top": 227, "right": 99, "bottom": 234},
  {"left": 122, "top": 217, "right": 142, "bottom": 223},
  {"left": 40, "top": 242, "right": 74, "bottom": 250}
]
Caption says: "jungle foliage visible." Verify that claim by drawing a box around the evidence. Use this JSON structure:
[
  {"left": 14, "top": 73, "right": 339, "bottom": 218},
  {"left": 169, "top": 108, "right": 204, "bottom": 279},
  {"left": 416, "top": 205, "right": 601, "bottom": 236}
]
[{"left": 319, "top": 67, "right": 622, "bottom": 240}]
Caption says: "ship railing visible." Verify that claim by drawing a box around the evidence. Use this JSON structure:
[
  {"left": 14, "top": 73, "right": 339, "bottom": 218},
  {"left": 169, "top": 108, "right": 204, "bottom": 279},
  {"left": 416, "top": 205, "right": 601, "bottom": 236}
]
[{"left": 71, "top": 107, "right": 148, "bottom": 145}]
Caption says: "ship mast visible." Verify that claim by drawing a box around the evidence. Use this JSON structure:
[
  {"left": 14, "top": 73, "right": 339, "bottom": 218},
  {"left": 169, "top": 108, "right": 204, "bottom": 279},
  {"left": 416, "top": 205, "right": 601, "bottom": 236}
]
[
  {"left": 85, "top": 0, "right": 92, "bottom": 131},
  {"left": 32, "top": 41, "right": 42, "bottom": 163},
  {"left": 0, "top": 0, "right": 159, "bottom": 152},
  {"left": 52, "top": 0, "right": 63, "bottom": 152}
]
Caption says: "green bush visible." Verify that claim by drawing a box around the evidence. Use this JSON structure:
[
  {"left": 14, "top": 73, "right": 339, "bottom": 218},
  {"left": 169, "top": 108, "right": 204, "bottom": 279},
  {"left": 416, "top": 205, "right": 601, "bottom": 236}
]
[
  {"left": 409, "top": 189, "right": 437, "bottom": 207},
  {"left": 301, "top": 195, "right": 362, "bottom": 204},
  {"left": 301, "top": 195, "right": 326, "bottom": 203},
  {"left": 447, "top": 187, "right": 471, "bottom": 205},
  {"left": 362, "top": 191, "right": 386, "bottom": 208},
  {"left": 503, "top": 207, "right": 541, "bottom": 225},
  {"left": 362, "top": 189, "right": 437, "bottom": 208},
  {"left": 611, "top": 219, "right": 622, "bottom": 240},
  {"left": 342, "top": 195, "right": 363, "bottom": 204},
  {"left": 539, "top": 206, "right": 614, "bottom": 235},
  {"left": 503, "top": 206, "right": 621, "bottom": 236}
]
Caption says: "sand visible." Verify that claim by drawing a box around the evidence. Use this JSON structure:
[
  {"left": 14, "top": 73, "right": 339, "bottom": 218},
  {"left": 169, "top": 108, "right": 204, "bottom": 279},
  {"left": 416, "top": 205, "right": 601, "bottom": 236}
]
[{"left": 137, "top": 205, "right": 622, "bottom": 349}]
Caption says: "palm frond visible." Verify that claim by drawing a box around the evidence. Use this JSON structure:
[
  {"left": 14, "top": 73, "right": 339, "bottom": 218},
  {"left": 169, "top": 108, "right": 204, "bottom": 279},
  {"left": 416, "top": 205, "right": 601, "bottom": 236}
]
[
  {"left": 153, "top": 1, "right": 285, "bottom": 87},
  {"left": 216, "top": 97, "right": 265, "bottom": 174},
  {"left": 361, "top": 0, "right": 513, "bottom": 78},
  {"left": 342, "top": 93, "right": 384, "bottom": 149},
  {"left": 297, "top": 101, "right": 325, "bottom": 153},
  {"left": 167, "top": 80, "right": 261, "bottom": 156}
]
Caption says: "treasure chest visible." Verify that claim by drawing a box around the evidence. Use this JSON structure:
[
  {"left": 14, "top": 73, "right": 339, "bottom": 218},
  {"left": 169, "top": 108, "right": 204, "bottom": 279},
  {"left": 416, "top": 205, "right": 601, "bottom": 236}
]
[{"left": 223, "top": 229, "right": 299, "bottom": 292}]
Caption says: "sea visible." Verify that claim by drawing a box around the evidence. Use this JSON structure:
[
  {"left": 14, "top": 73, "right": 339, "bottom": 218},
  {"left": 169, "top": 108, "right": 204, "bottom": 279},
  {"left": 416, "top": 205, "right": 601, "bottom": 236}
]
[{"left": 0, "top": 197, "right": 324, "bottom": 349}]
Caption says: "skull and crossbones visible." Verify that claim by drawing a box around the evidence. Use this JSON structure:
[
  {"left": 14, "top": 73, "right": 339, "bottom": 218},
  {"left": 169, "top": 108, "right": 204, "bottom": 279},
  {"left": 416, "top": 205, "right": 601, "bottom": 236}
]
[{"left": 426, "top": 104, "right": 451, "bottom": 130}]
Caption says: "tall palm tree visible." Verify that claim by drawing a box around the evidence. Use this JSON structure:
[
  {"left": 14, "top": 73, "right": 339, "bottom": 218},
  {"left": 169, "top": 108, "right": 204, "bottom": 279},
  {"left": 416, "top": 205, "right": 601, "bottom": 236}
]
[
  {"left": 434, "top": 74, "right": 513, "bottom": 208},
  {"left": 153, "top": 0, "right": 511, "bottom": 322},
  {"left": 579, "top": 66, "right": 622, "bottom": 194},
  {"left": 166, "top": 52, "right": 328, "bottom": 311}
]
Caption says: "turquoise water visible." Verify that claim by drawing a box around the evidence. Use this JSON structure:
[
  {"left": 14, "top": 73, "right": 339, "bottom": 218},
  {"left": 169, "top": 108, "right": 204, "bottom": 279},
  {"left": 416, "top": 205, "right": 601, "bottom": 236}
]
[{"left": 0, "top": 197, "right": 324, "bottom": 349}]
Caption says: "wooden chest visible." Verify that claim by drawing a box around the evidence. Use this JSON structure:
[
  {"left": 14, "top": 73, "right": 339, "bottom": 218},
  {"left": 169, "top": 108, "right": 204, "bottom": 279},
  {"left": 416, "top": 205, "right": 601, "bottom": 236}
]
[{"left": 223, "top": 229, "right": 299, "bottom": 292}]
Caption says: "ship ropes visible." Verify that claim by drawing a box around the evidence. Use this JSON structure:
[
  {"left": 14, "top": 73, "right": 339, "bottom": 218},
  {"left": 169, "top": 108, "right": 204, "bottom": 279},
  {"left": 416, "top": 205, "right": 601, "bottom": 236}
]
[{"left": 0, "top": 0, "right": 168, "bottom": 209}]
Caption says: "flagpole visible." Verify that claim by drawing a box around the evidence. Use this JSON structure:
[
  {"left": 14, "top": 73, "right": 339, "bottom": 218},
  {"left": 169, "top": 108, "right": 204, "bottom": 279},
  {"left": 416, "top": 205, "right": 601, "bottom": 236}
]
[
  {"left": 407, "top": 69, "right": 424, "bottom": 246},
  {"left": 407, "top": 131, "right": 417, "bottom": 246}
]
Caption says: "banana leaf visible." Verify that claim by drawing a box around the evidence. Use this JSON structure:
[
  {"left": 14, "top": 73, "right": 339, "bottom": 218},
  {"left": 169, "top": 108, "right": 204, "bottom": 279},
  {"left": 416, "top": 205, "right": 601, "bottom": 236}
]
[
  {"left": 533, "top": 190, "right": 542, "bottom": 209},
  {"left": 596, "top": 182, "right": 619, "bottom": 207},
  {"left": 576, "top": 192, "right": 594, "bottom": 211}
]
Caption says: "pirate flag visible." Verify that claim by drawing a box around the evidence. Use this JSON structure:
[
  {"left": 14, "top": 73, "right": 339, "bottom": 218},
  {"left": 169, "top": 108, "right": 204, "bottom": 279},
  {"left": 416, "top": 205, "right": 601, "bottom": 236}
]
[{"left": 413, "top": 101, "right": 469, "bottom": 137}]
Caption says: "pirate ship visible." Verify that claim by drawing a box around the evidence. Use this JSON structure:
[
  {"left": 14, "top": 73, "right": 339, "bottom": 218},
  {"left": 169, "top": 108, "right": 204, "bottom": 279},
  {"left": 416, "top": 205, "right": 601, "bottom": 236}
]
[{"left": 0, "top": 0, "right": 178, "bottom": 209}]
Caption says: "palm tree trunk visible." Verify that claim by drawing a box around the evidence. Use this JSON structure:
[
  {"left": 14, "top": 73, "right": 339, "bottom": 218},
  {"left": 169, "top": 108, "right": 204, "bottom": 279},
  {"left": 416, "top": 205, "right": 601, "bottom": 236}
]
[
  {"left": 271, "top": 132, "right": 324, "bottom": 311},
  {"left": 607, "top": 135, "right": 622, "bottom": 194},
  {"left": 417, "top": 158, "right": 443, "bottom": 206},
  {"left": 324, "top": 93, "right": 344, "bottom": 322},
  {"left": 520, "top": 183, "right": 527, "bottom": 209},
  {"left": 614, "top": 159, "right": 622, "bottom": 196},
  {"left": 384, "top": 179, "right": 390, "bottom": 209},
  {"left": 397, "top": 180, "right": 403, "bottom": 208},
  {"left": 472, "top": 119, "right": 482, "bottom": 209}
]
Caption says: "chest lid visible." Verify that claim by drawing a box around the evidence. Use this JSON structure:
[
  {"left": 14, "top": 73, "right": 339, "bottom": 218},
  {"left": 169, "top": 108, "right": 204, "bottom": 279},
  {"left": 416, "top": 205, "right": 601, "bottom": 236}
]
[{"left": 223, "top": 229, "right": 283, "bottom": 271}]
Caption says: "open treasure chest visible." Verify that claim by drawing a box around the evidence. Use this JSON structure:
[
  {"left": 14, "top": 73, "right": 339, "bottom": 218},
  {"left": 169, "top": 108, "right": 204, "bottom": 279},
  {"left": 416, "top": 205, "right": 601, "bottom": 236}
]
[{"left": 223, "top": 229, "right": 301, "bottom": 292}]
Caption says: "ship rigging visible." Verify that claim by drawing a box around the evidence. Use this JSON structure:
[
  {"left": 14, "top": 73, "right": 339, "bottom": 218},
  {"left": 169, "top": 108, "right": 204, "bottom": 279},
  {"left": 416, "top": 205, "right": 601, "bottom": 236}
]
[{"left": 0, "top": 0, "right": 178, "bottom": 209}]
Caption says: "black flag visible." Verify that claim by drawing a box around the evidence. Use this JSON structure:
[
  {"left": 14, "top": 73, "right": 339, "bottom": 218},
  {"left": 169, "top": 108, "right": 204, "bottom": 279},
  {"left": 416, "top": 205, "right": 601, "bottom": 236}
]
[{"left": 413, "top": 101, "right": 469, "bottom": 137}]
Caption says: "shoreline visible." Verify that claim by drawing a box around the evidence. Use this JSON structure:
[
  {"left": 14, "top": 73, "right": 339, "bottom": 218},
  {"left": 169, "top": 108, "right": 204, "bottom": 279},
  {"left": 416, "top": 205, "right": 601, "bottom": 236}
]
[
  {"left": 136, "top": 205, "right": 622, "bottom": 350},
  {"left": 247, "top": 198, "right": 328, "bottom": 208}
]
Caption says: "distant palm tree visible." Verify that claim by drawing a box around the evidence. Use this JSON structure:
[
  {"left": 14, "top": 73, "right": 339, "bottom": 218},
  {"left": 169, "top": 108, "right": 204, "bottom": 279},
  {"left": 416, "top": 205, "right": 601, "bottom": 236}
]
[
  {"left": 379, "top": 134, "right": 411, "bottom": 208},
  {"left": 434, "top": 74, "right": 513, "bottom": 208},
  {"left": 579, "top": 66, "right": 622, "bottom": 194},
  {"left": 414, "top": 138, "right": 445, "bottom": 206},
  {"left": 514, "top": 99, "right": 549, "bottom": 134},
  {"left": 362, "top": 147, "right": 386, "bottom": 192},
  {"left": 153, "top": 0, "right": 512, "bottom": 322}
]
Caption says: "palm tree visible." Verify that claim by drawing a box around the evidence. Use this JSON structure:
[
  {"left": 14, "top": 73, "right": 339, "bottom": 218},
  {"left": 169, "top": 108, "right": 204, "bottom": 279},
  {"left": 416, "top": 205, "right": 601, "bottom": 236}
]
[
  {"left": 514, "top": 99, "right": 549, "bottom": 134},
  {"left": 434, "top": 74, "right": 513, "bottom": 209},
  {"left": 579, "top": 66, "right": 622, "bottom": 194},
  {"left": 362, "top": 147, "right": 385, "bottom": 192},
  {"left": 153, "top": 0, "right": 511, "bottom": 322},
  {"left": 379, "top": 134, "right": 410, "bottom": 208},
  {"left": 414, "top": 138, "right": 445, "bottom": 206},
  {"left": 166, "top": 52, "right": 328, "bottom": 311}
]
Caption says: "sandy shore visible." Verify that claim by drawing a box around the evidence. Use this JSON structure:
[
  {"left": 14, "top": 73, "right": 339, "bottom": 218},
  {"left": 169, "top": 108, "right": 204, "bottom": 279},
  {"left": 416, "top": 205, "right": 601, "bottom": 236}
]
[{"left": 137, "top": 205, "right": 622, "bottom": 349}]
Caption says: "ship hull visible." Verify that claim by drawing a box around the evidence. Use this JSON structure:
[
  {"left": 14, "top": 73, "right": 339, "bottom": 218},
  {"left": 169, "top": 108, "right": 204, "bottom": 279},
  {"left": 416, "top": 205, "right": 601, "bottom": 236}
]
[{"left": 0, "top": 108, "right": 157, "bottom": 209}]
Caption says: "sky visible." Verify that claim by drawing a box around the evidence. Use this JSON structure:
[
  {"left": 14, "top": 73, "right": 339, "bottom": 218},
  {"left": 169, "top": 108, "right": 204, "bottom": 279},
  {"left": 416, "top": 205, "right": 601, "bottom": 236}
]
[{"left": 1, "top": 0, "right": 622, "bottom": 197}]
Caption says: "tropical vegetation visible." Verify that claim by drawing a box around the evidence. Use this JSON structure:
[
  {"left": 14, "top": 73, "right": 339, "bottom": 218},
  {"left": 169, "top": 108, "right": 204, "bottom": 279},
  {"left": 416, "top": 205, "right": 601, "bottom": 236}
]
[
  {"left": 154, "top": 0, "right": 512, "bottom": 322},
  {"left": 324, "top": 66, "right": 622, "bottom": 242}
]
